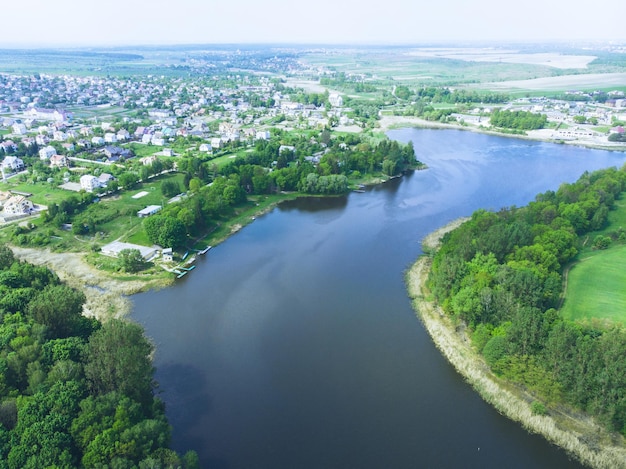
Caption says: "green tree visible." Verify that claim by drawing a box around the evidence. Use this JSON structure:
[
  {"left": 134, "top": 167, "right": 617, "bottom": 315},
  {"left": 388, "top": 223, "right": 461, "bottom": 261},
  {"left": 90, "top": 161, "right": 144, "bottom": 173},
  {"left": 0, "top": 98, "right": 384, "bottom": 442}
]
[
  {"left": 83, "top": 319, "right": 154, "bottom": 406},
  {"left": 26, "top": 284, "right": 91, "bottom": 339},
  {"left": 118, "top": 249, "right": 147, "bottom": 273}
]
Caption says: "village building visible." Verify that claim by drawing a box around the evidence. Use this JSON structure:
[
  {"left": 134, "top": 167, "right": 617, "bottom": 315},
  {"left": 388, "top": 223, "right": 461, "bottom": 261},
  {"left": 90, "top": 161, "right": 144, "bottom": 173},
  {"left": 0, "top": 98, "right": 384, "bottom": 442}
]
[
  {"left": 79, "top": 174, "right": 102, "bottom": 192},
  {"left": 39, "top": 145, "right": 57, "bottom": 160},
  {"left": 1, "top": 156, "right": 25, "bottom": 172},
  {"left": 49, "top": 154, "right": 68, "bottom": 168},
  {"left": 137, "top": 205, "right": 162, "bottom": 218},
  {"left": 2, "top": 195, "right": 34, "bottom": 215}
]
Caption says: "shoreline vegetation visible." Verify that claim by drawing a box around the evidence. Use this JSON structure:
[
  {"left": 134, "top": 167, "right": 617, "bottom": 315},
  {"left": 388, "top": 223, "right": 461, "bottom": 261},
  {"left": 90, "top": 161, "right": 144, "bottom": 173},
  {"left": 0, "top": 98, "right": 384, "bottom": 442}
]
[
  {"left": 406, "top": 218, "right": 626, "bottom": 469},
  {"left": 378, "top": 116, "right": 626, "bottom": 152},
  {"left": 7, "top": 157, "right": 420, "bottom": 321}
]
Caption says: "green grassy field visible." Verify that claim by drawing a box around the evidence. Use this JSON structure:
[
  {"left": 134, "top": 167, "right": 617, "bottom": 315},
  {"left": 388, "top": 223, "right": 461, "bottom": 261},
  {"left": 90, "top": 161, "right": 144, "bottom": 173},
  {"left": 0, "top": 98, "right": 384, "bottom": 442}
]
[
  {"left": 561, "top": 198, "right": 626, "bottom": 325},
  {"left": 561, "top": 245, "right": 626, "bottom": 325}
]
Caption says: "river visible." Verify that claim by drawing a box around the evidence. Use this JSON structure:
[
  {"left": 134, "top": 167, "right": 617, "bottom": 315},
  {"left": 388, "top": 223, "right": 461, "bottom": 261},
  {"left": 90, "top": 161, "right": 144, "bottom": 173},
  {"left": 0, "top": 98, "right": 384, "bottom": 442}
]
[{"left": 132, "top": 129, "right": 626, "bottom": 468}]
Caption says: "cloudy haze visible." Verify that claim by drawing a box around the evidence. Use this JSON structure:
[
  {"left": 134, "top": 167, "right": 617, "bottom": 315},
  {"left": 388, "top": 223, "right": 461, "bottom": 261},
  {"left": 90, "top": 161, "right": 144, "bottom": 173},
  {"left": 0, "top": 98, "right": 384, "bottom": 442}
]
[{"left": 2, "top": 0, "right": 625, "bottom": 47}]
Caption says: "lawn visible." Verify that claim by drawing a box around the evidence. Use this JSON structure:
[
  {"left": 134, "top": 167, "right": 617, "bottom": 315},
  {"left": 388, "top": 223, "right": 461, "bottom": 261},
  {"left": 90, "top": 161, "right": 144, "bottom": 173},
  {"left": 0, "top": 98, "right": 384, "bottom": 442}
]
[
  {"left": 0, "top": 180, "right": 72, "bottom": 205},
  {"left": 561, "top": 245, "right": 626, "bottom": 325}
]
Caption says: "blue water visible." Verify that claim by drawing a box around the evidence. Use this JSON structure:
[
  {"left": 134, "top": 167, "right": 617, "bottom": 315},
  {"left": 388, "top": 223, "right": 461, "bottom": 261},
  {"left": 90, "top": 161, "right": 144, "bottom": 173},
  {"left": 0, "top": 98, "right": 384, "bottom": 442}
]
[{"left": 132, "top": 129, "right": 626, "bottom": 468}]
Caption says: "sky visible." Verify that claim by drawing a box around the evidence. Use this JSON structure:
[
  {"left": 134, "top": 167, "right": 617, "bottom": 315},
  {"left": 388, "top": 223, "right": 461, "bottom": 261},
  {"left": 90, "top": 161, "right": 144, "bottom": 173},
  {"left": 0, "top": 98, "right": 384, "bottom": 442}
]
[{"left": 1, "top": 0, "right": 625, "bottom": 47}]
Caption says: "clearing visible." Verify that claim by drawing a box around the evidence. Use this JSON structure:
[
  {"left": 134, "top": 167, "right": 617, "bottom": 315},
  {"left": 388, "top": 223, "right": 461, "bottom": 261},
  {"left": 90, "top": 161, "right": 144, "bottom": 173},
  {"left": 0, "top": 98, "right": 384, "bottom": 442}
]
[{"left": 561, "top": 245, "right": 626, "bottom": 325}]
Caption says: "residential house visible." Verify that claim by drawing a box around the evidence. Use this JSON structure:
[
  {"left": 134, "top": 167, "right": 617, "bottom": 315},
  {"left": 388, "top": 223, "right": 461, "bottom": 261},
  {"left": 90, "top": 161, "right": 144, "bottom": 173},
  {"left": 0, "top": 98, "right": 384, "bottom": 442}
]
[
  {"left": 104, "top": 132, "right": 117, "bottom": 143},
  {"left": 116, "top": 129, "right": 130, "bottom": 141},
  {"left": 39, "top": 145, "right": 57, "bottom": 160},
  {"left": 35, "top": 134, "right": 49, "bottom": 146},
  {"left": 52, "top": 131, "right": 67, "bottom": 141},
  {"left": 0, "top": 140, "right": 18, "bottom": 154},
  {"left": 49, "top": 154, "right": 68, "bottom": 168},
  {"left": 210, "top": 137, "right": 222, "bottom": 149},
  {"left": 80, "top": 175, "right": 102, "bottom": 192},
  {"left": 3, "top": 195, "right": 34, "bottom": 215},
  {"left": 329, "top": 93, "right": 343, "bottom": 107},
  {"left": 79, "top": 126, "right": 93, "bottom": 136},
  {"left": 12, "top": 123, "right": 27, "bottom": 135},
  {"left": 142, "top": 133, "right": 153, "bottom": 144},
  {"left": 256, "top": 130, "right": 270, "bottom": 140},
  {"left": 104, "top": 146, "right": 132, "bottom": 161},
  {"left": 1, "top": 156, "right": 25, "bottom": 172},
  {"left": 199, "top": 143, "right": 212, "bottom": 152},
  {"left": 91, "top": 136, "right": 105, "bottom": 146},
  {"left": 98, "top": 173, "right": 115, "bottom": 186}
]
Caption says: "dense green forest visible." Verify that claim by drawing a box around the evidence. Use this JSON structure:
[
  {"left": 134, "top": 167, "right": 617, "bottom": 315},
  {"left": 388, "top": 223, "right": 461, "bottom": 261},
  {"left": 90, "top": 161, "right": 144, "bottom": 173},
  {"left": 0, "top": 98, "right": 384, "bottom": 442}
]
[
  {"left": 0, "top": 244, "right": 197, "bottom": 468},
  {"left": 428, "top": 166, "right": 626, "bottom": 434}
]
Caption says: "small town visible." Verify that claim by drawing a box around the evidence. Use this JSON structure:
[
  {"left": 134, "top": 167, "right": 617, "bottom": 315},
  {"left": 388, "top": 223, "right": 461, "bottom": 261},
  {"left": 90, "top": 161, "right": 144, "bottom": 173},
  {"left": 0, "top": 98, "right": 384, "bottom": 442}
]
[{"left": 1, "top": 41, "right": 626, "bottom": 469}]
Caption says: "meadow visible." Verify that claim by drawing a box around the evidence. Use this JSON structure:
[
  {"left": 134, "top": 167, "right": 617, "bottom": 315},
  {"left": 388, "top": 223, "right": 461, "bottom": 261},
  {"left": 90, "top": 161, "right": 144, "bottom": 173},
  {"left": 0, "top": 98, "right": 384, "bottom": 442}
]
[
  {"left": 561, "top": 245, "right": 626, "bottom": 325},
  {"left": 561, "top": 198, "right": 626, "bottom": 325}
]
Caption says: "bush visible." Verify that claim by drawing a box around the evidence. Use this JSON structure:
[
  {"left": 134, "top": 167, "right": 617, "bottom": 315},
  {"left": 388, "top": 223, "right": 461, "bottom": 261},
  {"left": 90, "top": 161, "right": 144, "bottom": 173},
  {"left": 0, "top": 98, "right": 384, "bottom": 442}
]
[
  {"left": 531, "top": 401, "right": 547, "bottom": 415},
  {"left": 482, "top": 335, "right": 510, "bottom": 368}
]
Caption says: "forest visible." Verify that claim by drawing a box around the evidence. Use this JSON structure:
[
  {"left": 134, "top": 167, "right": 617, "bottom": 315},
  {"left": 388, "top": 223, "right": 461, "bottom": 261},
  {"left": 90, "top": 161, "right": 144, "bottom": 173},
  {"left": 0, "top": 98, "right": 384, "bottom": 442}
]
[
  {"left": 428, "top": 166, "right": 626, "bottom": 434},
  {"left": 0, "top": 244, "right": 198, "bottom": 468}
]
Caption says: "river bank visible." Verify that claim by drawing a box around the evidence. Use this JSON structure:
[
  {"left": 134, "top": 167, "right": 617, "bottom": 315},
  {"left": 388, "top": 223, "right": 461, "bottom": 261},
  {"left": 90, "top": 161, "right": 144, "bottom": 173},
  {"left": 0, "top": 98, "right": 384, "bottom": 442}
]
[
  {"left": 379, "top": 115, "right": 626, "bottom": 152},
  {"left": 406, "top": 219, "right": 626, "bottom": 469}
]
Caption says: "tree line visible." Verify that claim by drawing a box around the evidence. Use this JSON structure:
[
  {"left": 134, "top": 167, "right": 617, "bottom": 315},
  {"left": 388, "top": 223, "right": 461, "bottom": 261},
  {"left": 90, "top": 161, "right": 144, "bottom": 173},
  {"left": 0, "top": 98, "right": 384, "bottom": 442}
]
[
  {"left": 489, "top": 109, "right": 548, "bottom": 130},
  {"left": 428, "top": 166, "right": 626, "bottom": 433},
  {"left": 0, "top": 244, "right": 198, "bottom": 467},
  {"left": 143, "top": 134, "right": 420, "bottom": 249}
]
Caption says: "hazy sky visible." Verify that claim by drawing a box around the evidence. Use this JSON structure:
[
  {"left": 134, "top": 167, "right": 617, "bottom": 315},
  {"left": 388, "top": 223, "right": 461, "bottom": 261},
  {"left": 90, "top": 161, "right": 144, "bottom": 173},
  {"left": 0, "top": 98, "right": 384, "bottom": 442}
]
[{"left": 2, "top": 0, "right": 625, "bottom": 47}]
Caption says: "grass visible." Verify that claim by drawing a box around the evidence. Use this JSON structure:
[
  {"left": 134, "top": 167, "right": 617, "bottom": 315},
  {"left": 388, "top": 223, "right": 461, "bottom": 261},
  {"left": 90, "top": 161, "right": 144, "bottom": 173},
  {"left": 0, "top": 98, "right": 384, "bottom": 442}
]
[
  {"left": 561, "top": 245, "right": 626, "bottom": 325},
  {"left": 560, "top": 198, "right": 626, "bottom": 326},
  {"left": 0, "top": 180, "right": 72, "bottom": 205}
]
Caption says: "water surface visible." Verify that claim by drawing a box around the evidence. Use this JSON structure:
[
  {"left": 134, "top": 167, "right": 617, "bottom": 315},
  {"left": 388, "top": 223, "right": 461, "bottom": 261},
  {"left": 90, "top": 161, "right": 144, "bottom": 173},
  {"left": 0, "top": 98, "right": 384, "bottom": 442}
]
[{"left": 133, "top": 129, "right": 626, "bottom": 468}]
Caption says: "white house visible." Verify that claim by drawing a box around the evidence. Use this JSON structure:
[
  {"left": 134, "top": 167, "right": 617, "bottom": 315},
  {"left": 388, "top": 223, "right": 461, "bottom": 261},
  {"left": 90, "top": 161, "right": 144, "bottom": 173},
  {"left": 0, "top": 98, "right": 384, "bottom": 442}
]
[
  {"left": 141, "top": 134, "right": 153, "bottom": 144},
  {"left": 91, "top": 136, "right": 105, "bottom": 146},
  {"left": 256, "top": 130, "right": 270, "bottom": 140},
  {"left": 39, "top": 145, "right": 57, "bottom": 160},
  {"left": 35, "top": 134, "right": 49, "bottom": 146},
  {"left": 1, "top": 156, "right": 25, "bottom": 172},
  {"left": 329, "top": 93, "right": 343, "bottom": 107},
  {"left": 210, "top": 137, "right": 222, "bottom": 149},
  {"left": 104, "top": 132, "right": 117, "bottom": 143},
  {"left": 3, "top": 195, "right": 34, "bottom": 215},
  {"left": 116, "top": 129, "right": 130, "bottom": 141},
  {"left": 12, "top": 123, "right": 27, "bottom": 135},
  {"left": 199, "top": 143, "right": 212, "bottom": 152},
  {"left": 80, "top": 174, "right": 102, "bottom": 192},
  {"left": 52, "top": 131, "right": 67, "bottom": 141}
]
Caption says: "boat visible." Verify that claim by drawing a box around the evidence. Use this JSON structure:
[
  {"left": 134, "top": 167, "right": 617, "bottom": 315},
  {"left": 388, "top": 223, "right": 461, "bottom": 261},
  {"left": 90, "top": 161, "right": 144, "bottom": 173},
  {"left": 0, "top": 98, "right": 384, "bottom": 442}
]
[{"left": 199, "top": 246, "right": 212, "bottom": 255}]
